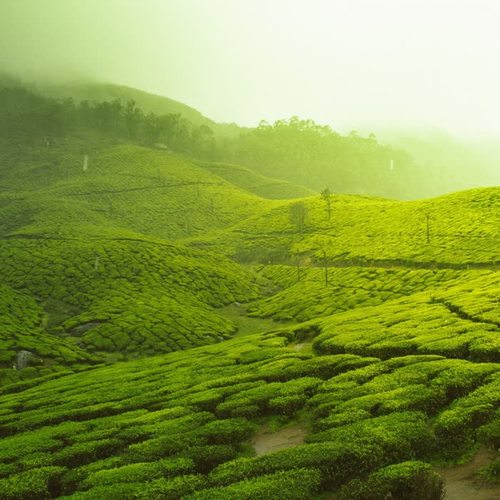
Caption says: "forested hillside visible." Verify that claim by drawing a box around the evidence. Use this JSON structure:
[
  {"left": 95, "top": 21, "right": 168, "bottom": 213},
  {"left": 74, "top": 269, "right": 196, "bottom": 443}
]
[{"left": 0, "top": 82, "right": 423, "bottom": 199}]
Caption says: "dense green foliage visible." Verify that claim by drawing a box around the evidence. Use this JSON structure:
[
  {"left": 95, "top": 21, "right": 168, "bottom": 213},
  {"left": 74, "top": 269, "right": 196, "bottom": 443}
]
[
  {"left": 0, "top": 237, "right": 258, "bottom": 384},
  {"left": 218, "top": 117, "right": 419, "bottom": 198},
  {"left": 198, "top": 161, "right": 314, "bottom": 200},
  {"left": 0, "top": 83, "right": 435, "bottom": 199},
  {"left": 192, "top": 187, "right": 499, "bottom": 266},
  {"left": 337, "top": 461, "right": 444, "bottom": 500},
  {"left": 0, "top": 81, "right": 498, "bottom": 498},
  {"left": 0, "top": 329, "right": 497, "bottom": 498},
  {"left": 312, "top": 272, "right": 500, "bottom": 362}
]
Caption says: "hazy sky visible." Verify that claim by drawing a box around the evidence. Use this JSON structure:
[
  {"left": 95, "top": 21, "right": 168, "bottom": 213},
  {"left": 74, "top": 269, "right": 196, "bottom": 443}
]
[{"left": 1, "top": 0, "right": 500, "bottom": 136}]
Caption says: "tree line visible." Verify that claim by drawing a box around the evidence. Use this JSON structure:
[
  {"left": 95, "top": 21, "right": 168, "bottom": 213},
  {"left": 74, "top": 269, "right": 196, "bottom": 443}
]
[
  {"left": 0, "top": 85, "right": 422, "bottom": 198},
  {"left": 0, "top": 86, "right": 216, "bottom": 158}
]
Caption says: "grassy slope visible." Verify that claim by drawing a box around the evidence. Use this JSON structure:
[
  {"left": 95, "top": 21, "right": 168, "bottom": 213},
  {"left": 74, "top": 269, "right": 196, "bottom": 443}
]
[
  {"left": 0, "top": 141, "right": 273, "bottom": 239},
  {"left": 246, "top": 265, "right": 483, "bottom": 321},
  {"left": 189, "top": 187, "right": 500, "bottom": 266},
  {"left": 0, "top": 239, "right": 258, "bottom": 382},
  {"left": 198, "top": 161, "right": 315, "bottom": 200},
  {"left": 0, "top": 141, "right": 276, "bottom": 384}
]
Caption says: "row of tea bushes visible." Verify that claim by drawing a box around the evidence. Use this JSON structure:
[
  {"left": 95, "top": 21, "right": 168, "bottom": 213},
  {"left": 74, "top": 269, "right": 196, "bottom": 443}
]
[
  {"left": 0, "top": 326, "right": 497, "bottom": 497},
  {"left": 0, "top": 238, "right": 258, "bottom": 369},
  {"left": 192, "top": 187, "right": 500, "bottom": 266},
  {"left": 312, "top": 272, "right": 500, "bottom": 362},
  {"left": 247, "top": 265, "right": 471, "bottom": 322}
]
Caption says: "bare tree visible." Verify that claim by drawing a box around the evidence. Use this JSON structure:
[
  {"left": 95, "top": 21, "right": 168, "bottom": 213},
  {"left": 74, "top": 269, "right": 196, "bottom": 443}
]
[
  {"left": 425, "top": 213, "right": 431, "bottom": 244},
  {"left": 321, "top": 188, "right": 333, "bottom": 220}
]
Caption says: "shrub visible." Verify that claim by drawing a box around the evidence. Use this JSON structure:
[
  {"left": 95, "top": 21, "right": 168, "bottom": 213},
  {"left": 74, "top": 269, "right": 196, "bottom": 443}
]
[
  {"left": 478, "top": 414, "right": 500, "bottom": 448},
  {"left": 308, "top": 411, "right": 434, "bottom": 461},
  {"left": 138, "top": 474, "right": 208, "bottom": 499},
  {"left": 82, "top": 457, "right": 194, "bottom": 488},
  {"left": 126, "top": 434, "right": 202, "bottom": 462},
  {"left": 195, "top": 418, "right": 256, "bottom": 445},
  {"left": 186, "top": 467, "right": 321, "bottom": 499},
  {"left": 59, "top": 457, "right": 125, "bottom": 495},
  {"left": 53, "top": 438, "right": 123, "bottom": 467},
  {"left": 477, "top": 460, "right": 500, "bottom": 484},
  {"left": 59, "top": 482, "right": 142, "bottom": 499},
  {"left": 268, "top": 395, "right": 306, "bottom": 416},
  {"left": 210, "top": 441, "right": 384, "bottom": 489},
  {"left": 337, "top": 461, "right": 444, "bottom": 500},
  {"left": 0, "top": 466, "right": 66, "bottom": 500},
  {"left": 181, "top": 445, "right": 237, "bottom": 473}
]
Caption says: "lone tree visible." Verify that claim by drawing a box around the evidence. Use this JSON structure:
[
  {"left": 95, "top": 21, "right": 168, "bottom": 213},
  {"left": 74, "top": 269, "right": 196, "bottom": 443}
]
[
  {"left": 289, "top": 202, "right": 309, "bottom": 232},
  {"left": 321, "top": 188, "right": 333, "bottom": 220}
]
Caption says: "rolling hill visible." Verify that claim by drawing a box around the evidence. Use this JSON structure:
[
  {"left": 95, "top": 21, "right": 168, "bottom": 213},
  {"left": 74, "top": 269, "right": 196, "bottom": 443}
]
[
  {"left": 188, "top": 187, "right": 500, "bottom": 266},
  {"left": 0, "top": 85, "right": 498, "bottom": 499}
]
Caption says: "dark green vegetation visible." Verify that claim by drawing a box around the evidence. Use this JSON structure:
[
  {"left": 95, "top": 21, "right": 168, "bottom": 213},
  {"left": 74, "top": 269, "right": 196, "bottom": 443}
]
[
  {"left": 0, "top": 80, "right": 450, "bottom": 199},
  {"left": 0, "top": 81, "right": 498, "bottom": 498}
]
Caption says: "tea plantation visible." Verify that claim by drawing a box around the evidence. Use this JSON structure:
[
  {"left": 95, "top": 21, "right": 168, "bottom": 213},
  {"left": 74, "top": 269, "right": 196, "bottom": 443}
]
[
  {"left": 0, "top": 329, "right": 498, "bottom": 498},
  {"left": 0, "top": 136, "right": 498, "bottom": 498},
  {"left": 191, "top": 187, "right": 499, "bottom": 266}
]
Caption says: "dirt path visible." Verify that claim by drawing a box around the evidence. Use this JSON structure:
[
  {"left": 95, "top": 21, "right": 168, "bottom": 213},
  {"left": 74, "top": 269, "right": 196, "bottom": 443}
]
[
  {"left": 252, "top": 425, "right": 306, "bottom": 456},
  {"left": 436, "top": 448, "right": 499, "bottom": 500},
  {"left": 218, "top": 303, "right": 293, "bottom": 337}
]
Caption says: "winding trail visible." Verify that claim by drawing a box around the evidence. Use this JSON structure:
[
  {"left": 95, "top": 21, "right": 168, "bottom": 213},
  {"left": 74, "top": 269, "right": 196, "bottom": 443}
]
[
  {"left": 436, "top": 448, "right": 500, "bottom": 500},
  {"left": 252, "top": 425, "right": 307, "bottom": 456}
]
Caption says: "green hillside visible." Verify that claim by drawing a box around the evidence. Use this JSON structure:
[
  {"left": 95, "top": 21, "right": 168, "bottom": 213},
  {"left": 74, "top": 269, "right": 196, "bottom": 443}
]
[
  {"left": 35, "top": 81, "right": 243, "bottom": 137},
  {"left": 0, "top": 141, "right": 274, "bottom": 239},
  {"left": 190, "top": 187, "right": 500, "bottom": 266},
  {"left": 0, "top": 140, "right": 281, "bottom": 385},
  {"left": 0, "top": 84, "right": 498, "bottom": 499},
  {"left": 198, "top": 161, "right": 315, "bottom": 200},
  {"left": 0, "top": 326, "right": 497, "bottom": 498}
]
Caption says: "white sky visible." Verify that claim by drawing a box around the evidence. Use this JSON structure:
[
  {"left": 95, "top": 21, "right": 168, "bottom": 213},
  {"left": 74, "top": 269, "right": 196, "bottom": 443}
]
[{"left": 1, "top": 0, "right": 500, "bottom": 136}]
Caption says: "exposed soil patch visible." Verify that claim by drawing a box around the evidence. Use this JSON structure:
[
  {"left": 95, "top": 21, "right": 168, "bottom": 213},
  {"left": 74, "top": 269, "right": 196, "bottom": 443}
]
[
  {"left": 252, "top": 425, "right": 306, "bottom": 456},
  {"left": 436, "top": 447, "right": 500, "bottom": 500}
]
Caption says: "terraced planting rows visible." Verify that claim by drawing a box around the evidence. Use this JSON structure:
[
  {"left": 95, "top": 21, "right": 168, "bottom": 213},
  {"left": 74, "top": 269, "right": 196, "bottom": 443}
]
[
  {"left": 0, "top": 132, "right": 498, "bottom": 498},
  {"left": 0, "top": 284, "right": 97, "bottom": 387},
  {"left": 0, "top": 238, "right": 258, "bottom": 386},
  {"left": 247, "top": 265, "right": 480, "bottom": 322},
  {"left": 191, "top": 187, "right": 499, "bottom": 266},
  {"left": 0, "top": 325, "right": 497, "bottom": 499},
  {"left": 0, "top": 143, "right": 274, "bottom": 240},
  {"left": 311, "top": 272, "right": 500, "bottom": 362}
]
